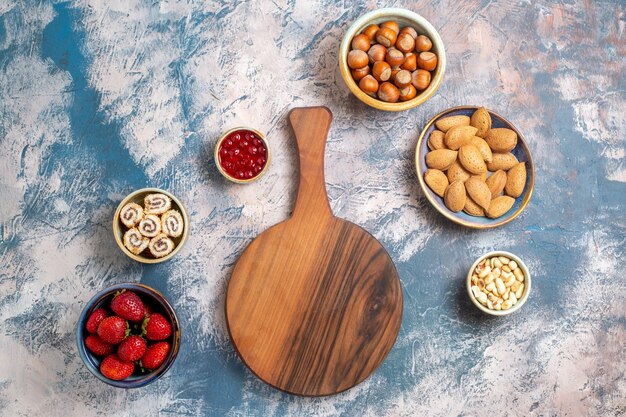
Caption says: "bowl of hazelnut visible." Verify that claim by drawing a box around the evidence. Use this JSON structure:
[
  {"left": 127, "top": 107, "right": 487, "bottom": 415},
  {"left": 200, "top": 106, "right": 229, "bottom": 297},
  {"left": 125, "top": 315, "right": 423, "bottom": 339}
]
[{"left": 339, "top": 8, "right": 446, "bottom": 111}]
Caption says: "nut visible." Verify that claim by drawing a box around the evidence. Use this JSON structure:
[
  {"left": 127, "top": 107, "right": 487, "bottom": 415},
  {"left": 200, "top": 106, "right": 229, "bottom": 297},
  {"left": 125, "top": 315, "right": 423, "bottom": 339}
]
[
  {"left": 423, "top": 169, "right": 448, "bottom": 197},
  {"left": 372, "top": 61, "right": 392, "bottom": 82},
  {"left": 358, "top": 75, "right": 379, "bottom": 95},
  {"left": 471, "top": 254, "right": 527, "bottom": 312},
  {"left": 505, "top": 162, "right": 527, "bottom": 198},
  {"left": 395, "top": 32, "right": 415, "bottom": 53},
  {"left": 425, "top": 149, "right": 458, "bottom": 170},
  {"left": 435, "top": 115, "right": 470, "bottom": 132},
  {"left": 417, "top": 52, "right": 437, "bottom": 71},
  {"left": 347, "top": 50, "right": 369, "bottom": 69},
  {"left": 415, "top": 35, "right": 432, "bottom": 52},
  {"left": 399, "top": 84, "right": 417, "bottom": 101},
  {"left": 376, "top": 27, "right": 398, "bottom": 47},
  {"left": 443, "top": 180, "right": 466, "bottom": 212},
  {"left": 470, "top": 107, "right": 492, "bottom": 138},
  {"left": 411, "top": 69, "right": 431, "bottom": 91},
  {"left": 427, "top": 130, "right": 445, "bottom": 151},
  {"left": 351, "top": 34, "right": 371, "bottom": 51},
  {"left": 377, "top": 82, "right": 400, "bottom": 103}
]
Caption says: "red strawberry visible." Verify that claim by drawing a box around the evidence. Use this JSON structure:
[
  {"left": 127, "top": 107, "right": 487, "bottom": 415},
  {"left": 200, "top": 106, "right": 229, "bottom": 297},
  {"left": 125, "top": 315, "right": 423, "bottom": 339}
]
[
  {"left": 140, "top": 341, "right": 170, "bottom": 370},
  {"left": 100, "top": 354, "right": 135, "bottom": 380},
  {"left": 110, "top": 290, "right": 145, "bottom": 322},
  {"left": 143, "top": 313, "right": 172, "bottom": 341},
  {"left": 117, "top": 335, "right": 147, "bottom": 362},
  {"left": 86, "top": 308, "right": 108, "bottom": 334},
  {"left": 97, "top": 316, "right": 128, "bottom": 344},
  {"left": 84, "top": 334, "right": 114, "bottom": 357}
]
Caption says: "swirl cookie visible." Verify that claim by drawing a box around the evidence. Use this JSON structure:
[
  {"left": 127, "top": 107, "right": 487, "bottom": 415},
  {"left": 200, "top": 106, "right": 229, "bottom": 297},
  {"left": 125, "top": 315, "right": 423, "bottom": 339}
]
[
  {"left": 161, "top": 210, "right": 184, "bottom": 238},
  {"left": 144, "top": 193, "right": 171, "bottom": 215},
  {"left": 149, "top": 234, "right": 175, "bottom": 258},
  {"left": 124, "top": 228, "right": 149, "bottom": 255}
]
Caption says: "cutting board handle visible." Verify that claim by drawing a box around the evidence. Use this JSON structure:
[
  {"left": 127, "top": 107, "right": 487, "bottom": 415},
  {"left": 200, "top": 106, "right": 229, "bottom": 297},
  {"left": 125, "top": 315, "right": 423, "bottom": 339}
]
[{"left": 288, "top": 107, "right": 333, "bottom": 219}]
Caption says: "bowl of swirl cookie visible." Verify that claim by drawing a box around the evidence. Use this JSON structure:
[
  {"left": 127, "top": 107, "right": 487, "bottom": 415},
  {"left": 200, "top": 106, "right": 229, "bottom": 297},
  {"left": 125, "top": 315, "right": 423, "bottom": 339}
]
[{"left": 113, "top": 188, "right": 189, "bottom": 263}]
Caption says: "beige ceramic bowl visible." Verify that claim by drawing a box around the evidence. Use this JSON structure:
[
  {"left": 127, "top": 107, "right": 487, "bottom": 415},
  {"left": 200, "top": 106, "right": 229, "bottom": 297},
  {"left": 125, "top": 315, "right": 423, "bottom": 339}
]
[
  {"left": 113, "top": 188, "right": 189, "bottom": 264},
  {"left": 214, "top": 127, "right": 271, "bottom": 184},
  {"left": 467, "top": 251, "right": 531, "bottom": 316},
  {"left": 339, "top": 8, "right": 446, "bottom": 111}
]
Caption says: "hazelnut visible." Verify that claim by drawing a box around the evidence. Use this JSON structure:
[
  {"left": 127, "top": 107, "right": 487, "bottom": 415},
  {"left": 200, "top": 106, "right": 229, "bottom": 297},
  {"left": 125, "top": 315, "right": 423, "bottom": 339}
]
[
  {"left": 375, "top": 27, "right": 397, "bottom": 47},
  {"left": 393, "top": 70, "right": 412, "bottom": 89},
  {"left": 389, "top": 68, "right": 400, "bottom": 83},
  {"left": 415, "top": 35, "right": 432, "bottom": 52},
  {"left": 401, "top": 53, "right": 417, "bottom": 71},
  {"left": 417, "top": 51, "right": 437, "bottom": 71},
  {"left": 351, "top": 34, "right": 371, "bottom": 52},
  {"left": 395, "top": 33, "right": 415, "bottom": 53},
  {"left": 362, "top": 24, "right": 380, "bottom": 43},
  {"left": 411, "top": 69, "right": 431, "bottom": 90},
  {"left": 351, "top": 65, "right": 370, "bottom": 81},
  {"left": 372, "top": 61, "right": 392, "bottom": 82},
  {"left": 347, "top": 49, "right": 369, "bottom": 69},
  {"left": 399, "top": 26, "right": 418, "bottom": 39},
  {"left": 359, "top": 75, "right": 379, "bottom": 95},
  {"left": 377, "top": 82, "right": 400, "bottom": 103},
  {"left": 385, "top": 48, "right": 405, "bottom": 67},
  {"left": 367, "top": 44, "right": 387, "bottom": 64},
  {"left": 380, "top": 21, "right": 400, "bottom": 35},
  {"left": 399, "top": 84, "right": 417, "bottom": 101}
]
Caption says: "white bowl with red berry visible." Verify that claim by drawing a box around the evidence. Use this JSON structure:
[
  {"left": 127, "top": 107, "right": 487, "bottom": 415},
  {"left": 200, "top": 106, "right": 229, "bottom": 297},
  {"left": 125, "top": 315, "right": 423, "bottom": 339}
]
[{"left": 76, "top": 283, "right": 180, "bottom": 388}]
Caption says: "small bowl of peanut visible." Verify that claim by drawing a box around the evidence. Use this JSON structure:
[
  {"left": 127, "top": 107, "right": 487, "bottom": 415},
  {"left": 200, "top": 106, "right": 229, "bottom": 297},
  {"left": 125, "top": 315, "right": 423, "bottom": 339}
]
[
  {"left": 339, "top": 8, "right": 446, "bottom": 111},
  {"left": 467, "top": 251, "right": 531, "bottom": 316}
]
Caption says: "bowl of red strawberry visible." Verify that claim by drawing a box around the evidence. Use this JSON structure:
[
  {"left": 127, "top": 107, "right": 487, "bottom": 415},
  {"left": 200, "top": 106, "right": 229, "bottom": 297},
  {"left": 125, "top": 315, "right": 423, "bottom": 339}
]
[{"left": 77, "top": 283, "right": 180, "bottom": 388}]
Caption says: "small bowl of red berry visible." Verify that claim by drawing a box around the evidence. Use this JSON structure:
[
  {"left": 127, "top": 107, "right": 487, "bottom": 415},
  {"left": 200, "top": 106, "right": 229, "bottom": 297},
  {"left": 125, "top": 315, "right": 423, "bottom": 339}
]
[
  {"left": 76, "top": 283, "right": 180, "bottom": 388},
  {"left": 215, "top": 127, "right": 271, "bottom": 183}
]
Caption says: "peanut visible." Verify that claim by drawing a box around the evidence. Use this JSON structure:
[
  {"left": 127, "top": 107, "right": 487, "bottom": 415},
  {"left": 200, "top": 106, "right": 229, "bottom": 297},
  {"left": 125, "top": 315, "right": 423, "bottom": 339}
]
[{"left": 470, "top": 254, "right": 527, "bottom": 312}]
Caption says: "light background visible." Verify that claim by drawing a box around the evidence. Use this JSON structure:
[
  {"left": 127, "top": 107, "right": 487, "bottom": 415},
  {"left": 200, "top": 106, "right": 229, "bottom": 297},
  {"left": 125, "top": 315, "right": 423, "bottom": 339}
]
[{"left": 0, "top": 1, "right": 624, "bottom": 416}]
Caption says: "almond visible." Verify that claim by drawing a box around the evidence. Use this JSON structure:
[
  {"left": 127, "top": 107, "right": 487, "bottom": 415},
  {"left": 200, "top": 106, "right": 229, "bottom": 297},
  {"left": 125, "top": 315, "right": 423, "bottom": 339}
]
[
  {"left": 428, "top": 130, "right": 446, "bottom": 150},
  {"left": 463, "top": 195, "right": 485, "bottom": 216},
  {"left": 485, "top": 128, "right": 518, "bottom": 152},
  {"left": 486, "top": 170, "right": 507, "bottom": 198},
  {"left": 505, "top": 162, "right": 526, "bottom": 197},
  {"left": 443, "top": 180, "right": 466, "bottom": 212},
  {"left": 447, "top": 161, "right": 471, "bottom": 183},
  {"left": 465, "top": 177, "right": 491, "bottom": 210},
  {"left": 444, "top": 126, "right": 478, "bottom": 150},
  {"left": 423, "top": 169, "right": 448, "bottom": 197},
  {"left": 435, "top": 115, "right": 470, "bottom": 132},
  {"left": 458, "top": 145, "right": 487, "bottom": 175},
  {"left": 473, "top": 172, "right": 487, "bottom": 182},
  {"left": 470, "top": 136, "right": 493, "bottom": 162},
  {"left": 487, "top": 152, "right": 519, "bottom": 171},
  {"left": 486, "top": 196, "right": 515, "bottom": 219},
  {"left": 425, "top": 149, "right": 458, "bottom": 170},
  {"left": 470, "top": 107, "right": 492, "bottom": 138}
]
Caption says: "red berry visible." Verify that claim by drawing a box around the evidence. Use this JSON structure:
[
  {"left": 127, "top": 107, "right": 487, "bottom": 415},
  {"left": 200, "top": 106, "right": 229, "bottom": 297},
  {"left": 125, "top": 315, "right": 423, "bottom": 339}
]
[
  {"left": 85, "top": 334, "right": 114, "bottom": 356},
  {"left": 117, "top": 335, "right": 147, "bottom": 362},
  {"left": 140, "top": 342, "right": 170, "bottom": 370},
  {"left": 100, "top": 354, "right": 135, "bottom": 380},
  {"left": 143, "top": 313, "right": 172, "bottom": 341},
  {"left": 97, "top": 316, "right": 128, "bottom": 344},
  {"left": 86, "top": 308, "right": 108, "bottom": 334},
  {"left": 110, "top": 290, "right": 145, "bottom": 322}
]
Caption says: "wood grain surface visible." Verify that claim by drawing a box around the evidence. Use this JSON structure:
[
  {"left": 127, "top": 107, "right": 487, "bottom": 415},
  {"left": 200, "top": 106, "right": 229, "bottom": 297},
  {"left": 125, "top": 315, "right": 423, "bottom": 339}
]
[{"left": 225, "top": 107, "right": 403, "bottom": 396}]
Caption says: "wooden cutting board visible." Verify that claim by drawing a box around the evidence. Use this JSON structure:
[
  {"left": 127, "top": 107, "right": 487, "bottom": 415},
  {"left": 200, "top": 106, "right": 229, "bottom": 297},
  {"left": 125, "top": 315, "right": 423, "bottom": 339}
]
[{"left": 225, "top": 107, "right": 403, "bottom": 396}]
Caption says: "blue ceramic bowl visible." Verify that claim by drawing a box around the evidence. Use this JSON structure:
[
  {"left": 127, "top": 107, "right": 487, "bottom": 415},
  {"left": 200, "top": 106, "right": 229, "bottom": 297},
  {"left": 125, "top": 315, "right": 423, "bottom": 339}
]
[
  {"left": 76, "top": 283, "right": 181, "bottom": 388},
  {"left": 415, "top": 106, "right": 534, "bottom": 228}
]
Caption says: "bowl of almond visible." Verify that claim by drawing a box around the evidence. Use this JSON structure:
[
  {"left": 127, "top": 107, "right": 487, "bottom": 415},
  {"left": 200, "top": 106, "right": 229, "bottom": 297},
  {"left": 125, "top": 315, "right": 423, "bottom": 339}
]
[
  {"left": 467, "top": 251, "right": 531, "bottom": 315},
  {"left": 415, "top": 106, "right": 534, "bottom": 228}
]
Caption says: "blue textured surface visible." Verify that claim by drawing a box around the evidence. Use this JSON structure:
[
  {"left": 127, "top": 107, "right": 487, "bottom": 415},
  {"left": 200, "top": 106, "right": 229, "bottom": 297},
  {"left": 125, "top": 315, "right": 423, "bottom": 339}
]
[{"left": 0, "top": 1, "right": 625, "bottom": 416}]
